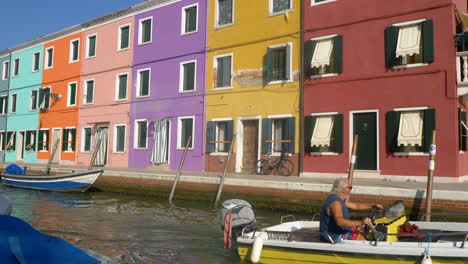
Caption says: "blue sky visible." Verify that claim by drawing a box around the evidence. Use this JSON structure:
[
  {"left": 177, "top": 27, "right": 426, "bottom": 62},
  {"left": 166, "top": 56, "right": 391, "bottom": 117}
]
[{"left": 0, "top": 0, "right": 146, "bottom": 51}]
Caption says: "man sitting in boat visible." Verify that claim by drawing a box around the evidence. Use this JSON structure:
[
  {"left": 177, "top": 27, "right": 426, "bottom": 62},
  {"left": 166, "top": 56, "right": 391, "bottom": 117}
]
[{"left": 320, "top": 178, "right": 383, "bottom": 243}]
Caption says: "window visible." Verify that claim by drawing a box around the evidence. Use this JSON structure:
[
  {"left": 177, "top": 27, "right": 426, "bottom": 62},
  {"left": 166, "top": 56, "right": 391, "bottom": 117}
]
[
  {"left": 32, "top": 52, "right": 40, "bottom": 72},
  {"left": 0, "top": 132, "right": 5, "bottom": 151},
  {"left": 305, "top": 114, "right": 343, "bottom": 153},
  {"left": 69, "top": 39, "right": 80, "bottom": 62},
  {"left": 305, "top": 35, "right": 342, "bottom": 77},
  {"left": 182, "top": 4, "right": 198, "bottom": 34},
  {"left": 311, "top": 0, "right": 335, "bottom": 5},
  {"left": 38, "top": 129, "right": 49, "bottom": 151},
  {"left": 2, "top": 61, "right": 9, "bottom": 80},
  {"left": 6, "top": 132, "right": 16, "bottom": 151},
  {"left": 385, "top": 19, "right": 433, "bottom": 67},
  {"left": 215, "top": 55, "right": 232, "bottom": 88},
  {"left": 216, "top": 0, "right": 233, "bottom": 26},
  {"left": 81, "top": 127, "right": 92, "bottom": 152},
  {"left": 206, "top": 120, "right": 234, "bottom": 153},
  {"left": 0, "top": 96, "right": 7, "bottom": 114},
  {"left": 266, "top": 43, "right": 292, "bottom": 82},
  {"left": 10, "top": 94, "right": 17, "bottom": 113},
  {"left": 116, "top": 73, "right": 128, "bottom": 100},
  {"left": 45, "top": 47, "right": 54, "bottom": 68},
  {"left": 114, "top": 124, "right": 126, "bottom": 153},
  {"left": 62, "top": 128, "right": 76, "bottom": 152},
  {"left": 137, "top": 69, "right": 150, "bottom": 97},
  {"left": 271, "top": 0, "right": 291, "bottom": 14},
  {"left": 179, "top": 61, "right": 196, "bottom": 92},
  {"left": 25, "top": 131, "right": 36, "bottom": 151},
  {"left": 13, "top": 58, "right": 19, "bottom": 77},
  {"left": 178, "top": 117, "right": 194, "bottom": 148},
  {"left": 38, "top": 87, "right": 51, "bottom": 109},
  {"left": 87, "top": 35, "right": 97, "bottom": 58},
  {"left": 139, "top": 17, "right": 152, "bottom": 44},
  {"left": 459, "top": 108, "right": 467, "bottom": 151},
  {"left": 84, "top": 80, "right": 94, "bottom": 104},
  {"left": 261, "top": 117, "right": 295, "bottom": 154},
  {"left": 386, "top": 108, "right": 435, "bottom": 153},
  {"left": 134, "top": 120, "right": 148, "bottom": 149},
  {"left": 68, "top": 82, "right": 77, "bottom": 106},
  {"left": 118, "top": 25, "right": 130, "bottom": 50},
  {"left": 30, "top": 90, "right": 38, "bottom": 111}
]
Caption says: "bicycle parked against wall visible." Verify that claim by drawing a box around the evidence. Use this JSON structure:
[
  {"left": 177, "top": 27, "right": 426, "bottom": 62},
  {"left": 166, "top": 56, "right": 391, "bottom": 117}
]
[{"left": 256, "top": 152, "right": 294, "bottom": 176}]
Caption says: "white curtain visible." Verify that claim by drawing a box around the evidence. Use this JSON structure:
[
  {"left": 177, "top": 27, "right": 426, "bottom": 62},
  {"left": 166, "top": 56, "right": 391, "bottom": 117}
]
[
  {"left": 94, "top": 128, "right": 108, "bottom": 166},
  {"left": 311, "top": 39, "right": 334, "bottom": 68},
  {"left": 396, "top": 24, "right": 421, "bottom": 58},
  {"left": 151, "top": 119, "right": 169, "bottom": 164},
  {"left": 398, "top": 111, "right": 423, "bottom": 146},
  {"left": 311, "top": 115, "right": 334, "bottom": 147}
]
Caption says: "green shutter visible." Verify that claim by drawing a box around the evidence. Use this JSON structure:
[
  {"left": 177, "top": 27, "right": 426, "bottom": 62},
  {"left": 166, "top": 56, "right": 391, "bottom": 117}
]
[
  {"left": 385, "top": 26, "right": 398, "bottom": 67},
  {"left": 62, "top": 129, "right": 68, "bottom": 151},
  {"left": 333, "top": 114, "right": 343, "bottom": 153},
  {"left": 261, "top": 118, "right": 272, "bottom": 154},
  {"left": 304, "top": 40, "right": 316, "bottom": 77},
  {"left": 225, "top": 120, "right": 234, "bottom": 152},
  {"left": 38, "top": 130, "right": 44, "bottom": 150},
  {"left": 386, "top": 111, "right": 400, "bottom": 153},
  {"left": 422, "top": 20, "right": 434, "bottom": 63},
  {"left": 12, "top": 132, "right": 16, "bottom": 151},
  {"left": 121, "top": 26, "right": 130, "bottom": 49},
  {"left": 206, "top": 121, "right": 216, "bottom": 153},
  {"left": 44, "top": 87, "right": 51, "bottom": 108},
  {"left": 38, "top": 89, "right": 44, "bottom": 107},
  {"left": 423, "top": 109, "right": 436, "bottom": 152},
  {"left": 45, "top": 130, "right": 50, "bottom": 151},
  {"left": 70, "top": 83, "right": 76, "bottom": 105},
  {"left": 265, "top": 48, "right": 273, "bottom": 82},
  {"left": 184, "top": 63, "right": 195, "bottom": 91},
  {"left": 304, "top": 116, "right": 316, "bottom": 153},
  {"left": 285, "top": 117, "right": 295, "bottom": 154},
  {"left": 333, "top": 35, "right": 343, "bottom": 74},
  {"left": 1, "top": 132, "right": 5, "bottom": 151},
  {"left": 71, "top": 129, "right": 76, "bottom": 151},
  {"left": 25, "top": 132, "right": 31, "bottom": 150}
]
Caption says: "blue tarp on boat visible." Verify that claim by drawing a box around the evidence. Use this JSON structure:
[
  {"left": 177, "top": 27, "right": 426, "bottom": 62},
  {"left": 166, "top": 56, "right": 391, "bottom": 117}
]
[{"left": 0, "top": 215, "right": 99, "bottom": 264}]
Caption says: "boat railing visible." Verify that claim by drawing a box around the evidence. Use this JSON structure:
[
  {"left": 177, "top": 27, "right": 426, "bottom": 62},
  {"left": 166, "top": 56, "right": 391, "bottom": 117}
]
[
  {"left": 280, "top": 215, "right": 296, "bottom": 223},
  {"left": 419, "top": 212, "right": 468, "bottom": 221}
]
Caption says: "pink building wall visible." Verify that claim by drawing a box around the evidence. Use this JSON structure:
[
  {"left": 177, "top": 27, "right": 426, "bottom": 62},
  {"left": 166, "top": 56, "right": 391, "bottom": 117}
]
[{"left": 77, "top": 16, "right": 134, "bottom": 168}]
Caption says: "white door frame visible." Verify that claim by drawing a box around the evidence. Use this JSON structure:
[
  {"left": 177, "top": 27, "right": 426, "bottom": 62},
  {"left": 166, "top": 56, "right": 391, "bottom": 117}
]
[
  {"left": 16, "top": 131, "right": 25, "bottom": 161},
  {"left": 52, "top": 127, "right": 62, "bottom": 162},
  {"left": 236, "top": 115, "right": 262, "bottom": 173},
  {"left": 349, "top": 109, "right": 379, "bottom": 171}
]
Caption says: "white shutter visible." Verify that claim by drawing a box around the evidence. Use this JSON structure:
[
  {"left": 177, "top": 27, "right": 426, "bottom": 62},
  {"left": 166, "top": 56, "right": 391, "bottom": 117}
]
[
  {"left": 311, "top": 39, "right": 334, "bottom": 68},
  {"left": 311, "top": 116, "right": 334, "bottom": 147},
  {"left": 397, "top": 111, "right": 423, "bottom": 146},
  {"left": 396, "top": 24, "right": 422, "bottom": 58}
]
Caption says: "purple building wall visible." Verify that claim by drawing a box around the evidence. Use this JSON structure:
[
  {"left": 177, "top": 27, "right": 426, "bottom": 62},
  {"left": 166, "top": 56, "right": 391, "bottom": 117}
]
[{"left": 129, "top": 0, "right": 207, "bottom": 171}]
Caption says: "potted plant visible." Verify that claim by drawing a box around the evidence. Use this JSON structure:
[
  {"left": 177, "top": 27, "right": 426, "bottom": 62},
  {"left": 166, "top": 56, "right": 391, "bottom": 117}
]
[
  {"left": 25, "top": 144, "right": 34, "bottom": 151},
  {"left": 5, "top": 145, "right": 13, "bottom": 151}
]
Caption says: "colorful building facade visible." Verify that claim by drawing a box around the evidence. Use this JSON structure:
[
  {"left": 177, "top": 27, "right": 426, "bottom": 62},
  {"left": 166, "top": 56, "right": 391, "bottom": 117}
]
[
  {"left": 205, "top": 0, "right": 301, "bottom": 174},
  {"left": 0, "top": 52, "right": 9, "bottom": 157},
  {"left": 129, "top": 0, "right": 207, "bottom": 171}
]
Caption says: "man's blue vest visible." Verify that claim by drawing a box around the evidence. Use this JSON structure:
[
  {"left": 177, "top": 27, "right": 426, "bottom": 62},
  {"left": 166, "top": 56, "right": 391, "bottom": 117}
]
[{"left": 319, "top": 194, "right": 352, "bottom": 242}]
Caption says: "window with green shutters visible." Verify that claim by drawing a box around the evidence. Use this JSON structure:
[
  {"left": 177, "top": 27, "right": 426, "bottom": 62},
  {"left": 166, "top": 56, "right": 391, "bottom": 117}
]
[
  {"left": 180, "top": 61, "right": 196, "bottom": 92},
  {"left": 33, "top": 52, "right": 40, "bottom": 72},
  {"left": 68, "top": 82, "right": 77, "bottom": 106},
  {"left": 39, "top": 87, "right": 51, "bottom": 109},
  {"left": 70, "top": 39, "right": 79, "bottom": 62},
  {"left": 117, "top": 73, "right": 128, "bottom": 100},
  {"left": 266, "top": 44, "right": 291, "bottom": 82},
  {"left": 62, "top": 128, "right": 76, "bottom": 152},
  {"left": 139, "top": 18, "right": 152, "bottom": 44},
  {"left": 304, "top": 114, "right": 343, "bottom": 153},
  {"left": 215, "top": 55, "right": 232, "bottom": 88},
  {"left": 135, "top": 120, "right": 148, "bottom": 149},
  {"left": 183, "top": 5, "right": 198, "bottom": 34},
  {"left": 85, "top": 80, "right": 94, "bottom": 104},
  {"left": 38, "top": 130, "right": 49, "bottom": 151},
  {"left": 272, "top": 0, "right": 291, "bottom": 14},
  {"left": 119, "top": 25, "right": 130, "bottom": 50},
  {"left": 206, "top": 120, "right": 234, "bottom": 153},
  {"left": 137, "top": 69, "right": 150, "bottom": 97},
  {"left": 82, "top": 127, "right": 92, "bottom": 152},
  {"left": 25, "top": 131, "right": 36, "bottom": 151},
  {"left": 386, "top": 109, "right": 436, "bottom": 153},
  {"left": 261, "top": 117, "right": 295, "bottom": 154},
  {"left": 115, "top": 125, "right": 126, "bottom": 152},
  {"left": 304, "top": 35, "right": 342, "bottom": 77},
  {"left": 87, "top": 35, "right": 96, "bottom": 58},
  {"left": 179, "top": 117, "right": 194, "bottom": 148},
  {"left": 385, "top": 20, "right": 433, "bottom": 67}
]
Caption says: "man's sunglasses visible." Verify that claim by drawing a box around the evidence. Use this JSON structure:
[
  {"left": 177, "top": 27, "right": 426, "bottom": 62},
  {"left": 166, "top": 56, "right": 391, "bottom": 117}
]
[{"left": 345, "top": 186, "right": 353, "bottom": 190}]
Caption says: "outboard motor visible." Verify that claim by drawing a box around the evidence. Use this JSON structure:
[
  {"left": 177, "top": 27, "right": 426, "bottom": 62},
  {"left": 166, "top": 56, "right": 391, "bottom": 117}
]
[{"left": 219, "top": 199, "right": 256, "bottom": 239}]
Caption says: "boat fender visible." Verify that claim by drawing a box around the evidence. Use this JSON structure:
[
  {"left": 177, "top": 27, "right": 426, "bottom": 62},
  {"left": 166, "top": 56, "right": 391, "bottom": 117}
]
[
  {"left": 250, "top": 236, "right": 263, "bottom": 263},
  {"left": 421, "top": 255, "right": 432, "bottom": 264}
]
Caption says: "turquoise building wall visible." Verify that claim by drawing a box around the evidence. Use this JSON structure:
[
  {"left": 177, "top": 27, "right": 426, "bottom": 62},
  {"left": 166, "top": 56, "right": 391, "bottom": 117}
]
[{"left": 6, "top": 45, "right": 43, "bottom": 163}]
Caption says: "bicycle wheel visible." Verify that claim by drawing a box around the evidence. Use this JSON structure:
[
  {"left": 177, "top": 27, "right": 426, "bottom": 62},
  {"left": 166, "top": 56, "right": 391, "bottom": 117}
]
[
  {"left": 277, "top": 159, "right": 294, "bottom": 176},
  {"left": 256, "top": 159, "right": 271, "bottom": 175}
]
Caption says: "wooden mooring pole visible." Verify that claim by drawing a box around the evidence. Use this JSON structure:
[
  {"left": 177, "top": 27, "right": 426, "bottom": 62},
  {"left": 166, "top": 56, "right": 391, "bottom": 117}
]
[
  {"left": 45, "top": 138, "right": 60, "bottom": 174},
  {"left": 88, "top": 138, "right": 102, "bottom": 171},
  {"left": 213, "top": 134, "right": 236, "bottom": 207},
  {"left": 425, "top": 130, "right": 436, "bottom": 222},
  {"left": 169, "top": 136, "right": 191, "bottom": 204},
  {"left": 347, "top": 134, "right": 359, "bottom": 182}
]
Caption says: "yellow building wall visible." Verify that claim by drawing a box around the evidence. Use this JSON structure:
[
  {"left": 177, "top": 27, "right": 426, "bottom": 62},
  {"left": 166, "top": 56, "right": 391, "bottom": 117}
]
[{"left": 206, "top": 0, "right": 301, "bottom": 173}]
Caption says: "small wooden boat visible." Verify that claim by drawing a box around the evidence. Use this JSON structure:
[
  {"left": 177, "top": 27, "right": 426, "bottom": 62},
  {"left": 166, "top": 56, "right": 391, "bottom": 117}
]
[{"left": 1, "top": 169, "right": 103, "bottom": 192}]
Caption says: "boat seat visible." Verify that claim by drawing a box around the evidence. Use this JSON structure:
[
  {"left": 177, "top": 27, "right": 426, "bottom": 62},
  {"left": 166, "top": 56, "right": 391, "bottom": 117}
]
[{"left": 288, "top": 227, "right": 323, "bottom": 242}]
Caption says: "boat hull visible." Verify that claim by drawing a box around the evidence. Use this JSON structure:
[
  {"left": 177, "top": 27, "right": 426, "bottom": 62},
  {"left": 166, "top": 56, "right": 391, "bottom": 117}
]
[
  {"left": 238, "top": 244, "right": 466, "bottom": 264},
  {"left": 1, "top": 170, "right": 103, "bottom": 192}
]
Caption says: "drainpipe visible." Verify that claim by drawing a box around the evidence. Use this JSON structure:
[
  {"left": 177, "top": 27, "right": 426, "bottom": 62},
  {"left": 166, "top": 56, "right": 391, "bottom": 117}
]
[{"left": 298, "top": 0, "right": 305, "bottom": 176}]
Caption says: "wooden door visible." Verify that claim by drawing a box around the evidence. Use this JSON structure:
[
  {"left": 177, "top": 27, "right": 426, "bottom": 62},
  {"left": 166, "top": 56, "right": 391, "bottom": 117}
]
[{"left": 241, "top": 120, "right": 258, "bottom": 173}]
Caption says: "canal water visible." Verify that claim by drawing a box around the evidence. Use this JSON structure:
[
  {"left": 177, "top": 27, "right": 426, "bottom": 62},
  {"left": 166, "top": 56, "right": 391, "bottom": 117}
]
[{"left": 1, "top": 185, "right": 298, "bottom": 264}]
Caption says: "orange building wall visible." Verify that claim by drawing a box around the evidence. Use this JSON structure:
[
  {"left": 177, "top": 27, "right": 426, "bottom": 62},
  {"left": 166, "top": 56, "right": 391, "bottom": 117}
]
[{"left": 39, "top": 32, "right": 82, "bottom": 162}]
